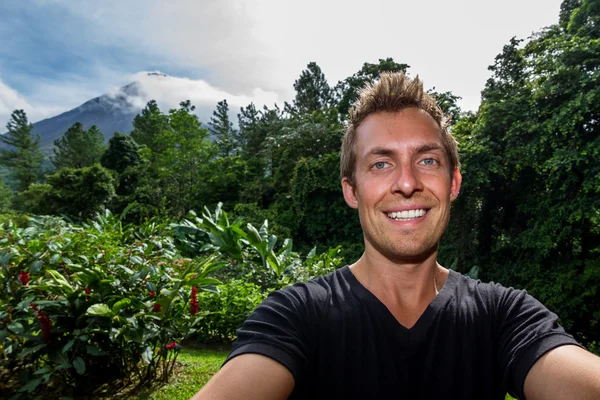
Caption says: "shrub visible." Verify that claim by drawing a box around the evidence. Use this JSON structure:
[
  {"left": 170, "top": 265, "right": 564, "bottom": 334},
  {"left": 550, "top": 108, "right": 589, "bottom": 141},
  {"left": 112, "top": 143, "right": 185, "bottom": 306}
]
[
  {"left": 193, "top": 280, "right": 266, "bottom": 343},
  {"left": 0, "top": 212, "right": 222, "bottom": 398}
]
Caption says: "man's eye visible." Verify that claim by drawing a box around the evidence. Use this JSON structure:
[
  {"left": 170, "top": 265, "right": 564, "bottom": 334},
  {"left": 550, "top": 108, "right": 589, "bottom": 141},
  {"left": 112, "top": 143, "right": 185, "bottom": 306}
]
[
  {"left": 373, "top": 162, "right": 388, "bottom": 170},
  {"left": 420, "top": 158, "right": 437, "bottom": 166}
]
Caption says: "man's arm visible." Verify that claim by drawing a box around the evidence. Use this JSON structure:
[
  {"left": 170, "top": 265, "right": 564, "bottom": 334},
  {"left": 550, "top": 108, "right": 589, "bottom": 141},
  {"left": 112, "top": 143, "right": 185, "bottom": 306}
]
[
  {"left": 524, "top": 345, "right": 600, "bottom": 400},
  {"left": 190, "top": 353, "right": 295, "bottom": 400}
]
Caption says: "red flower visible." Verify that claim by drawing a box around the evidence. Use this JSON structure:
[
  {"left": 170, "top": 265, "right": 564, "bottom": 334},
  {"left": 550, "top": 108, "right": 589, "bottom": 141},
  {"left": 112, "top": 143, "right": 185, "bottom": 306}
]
[
  {"left": 165, "top": 341, "right": 177, "bottom": 350},
  {"left": 31, "top": 303, "right": 52, "bottom": 342},
  {"left": 149, "top": 291, "right": 156, "bottom": 297},
  {"left": 84, "top": 287, "right": 91, "bottom": 294},
  {"left": 190, "top": 286, "right": 198, "bottom": 316},
  {"left": 19, "top": 271, "right": 30, "bottom": 285},
  {"left": 152, "top": 303, "right": 161, "bottom": 312}
]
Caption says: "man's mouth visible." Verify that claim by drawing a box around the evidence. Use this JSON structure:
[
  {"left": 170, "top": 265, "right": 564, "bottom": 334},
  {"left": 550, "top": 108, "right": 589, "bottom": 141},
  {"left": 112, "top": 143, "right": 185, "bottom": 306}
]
[{"left": 386, "top": 209, "right": 427, "bottom": 221}]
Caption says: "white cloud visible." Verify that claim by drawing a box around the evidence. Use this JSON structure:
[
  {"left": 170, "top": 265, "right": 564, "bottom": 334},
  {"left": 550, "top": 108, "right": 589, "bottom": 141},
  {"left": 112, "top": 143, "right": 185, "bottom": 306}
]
[
  {"left": 0, "top": 79, "right": 65, "bottom": 130},
  {"left": 52, "top": 0, "right": 563, "bottom": 112},
  {"left": 106, "top": 71, "right": 282, "bottom": 123}
]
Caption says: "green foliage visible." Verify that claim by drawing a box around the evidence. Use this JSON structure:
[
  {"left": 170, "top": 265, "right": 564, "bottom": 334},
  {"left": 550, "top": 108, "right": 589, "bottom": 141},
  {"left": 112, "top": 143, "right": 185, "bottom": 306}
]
[
  {"left": 52, "top": 122, "right": 106, "bottom": 170},
  {"left": 0, "top": 110, "right": 44, "bottom": 192},
  {"left": 334, "top": 57, "right": 410, "bottom": 118},
  {"left": 291, "top": 62, "right": 333, "bottom": 114},
  {"left": 17, "top": 183, "right": 52, "bottom": 214},
  {"left": 0, "top": 176, "right": 12, "bottom": 213},
  {"left": 441, "top": 0, "right": 600, "bottom": 345},
  {"left": 43, "top": 164, "right": 115, "bottom": 220},
  {"left": 193, "top": 280, "right": 266, "bottom": 343},
  {"left": 130, "top": 100, "right": 170, "bottom": 155},
  {"left": 101, "top": 132, "right": 141, "bottom": 174},
  {"left": 0, "top": 212, "right": 224, "bottom": 398},
  {"left": 209, "top": 99, "right": 238, "bottom": 157},
  {"left": 133, "top": 100, "right": 214, "bottom": 217},
  {"left": 174, "top": 203, "right": 296, "bottom": 280},
  {"left": 174, "top": 203, "right": 342, "bottom": 290},
  {"left": 0, "top": 213, "right": 29, "bottom": 228},
  {"left": 289, "top": 153, "right": 362, "bottom": 253}
]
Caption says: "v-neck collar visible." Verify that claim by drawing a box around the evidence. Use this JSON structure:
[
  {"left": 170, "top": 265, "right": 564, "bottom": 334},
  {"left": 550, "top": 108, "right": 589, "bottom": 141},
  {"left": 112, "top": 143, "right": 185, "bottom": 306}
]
[{"left": 341, "top": 265, "right": 459, "bottom": 345}]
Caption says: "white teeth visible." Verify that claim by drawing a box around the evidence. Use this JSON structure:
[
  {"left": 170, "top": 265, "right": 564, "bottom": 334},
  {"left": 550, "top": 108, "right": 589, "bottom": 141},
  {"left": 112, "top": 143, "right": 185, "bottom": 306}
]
[{"left": 386, "top": 209, "right": 426, "bottom": 220}]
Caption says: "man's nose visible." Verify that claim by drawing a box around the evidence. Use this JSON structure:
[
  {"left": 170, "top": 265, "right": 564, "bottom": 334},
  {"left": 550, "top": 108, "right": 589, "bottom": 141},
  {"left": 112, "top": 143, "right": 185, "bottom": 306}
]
[{"left": 391, "top": 163, "right": 423, "bottom": 196}]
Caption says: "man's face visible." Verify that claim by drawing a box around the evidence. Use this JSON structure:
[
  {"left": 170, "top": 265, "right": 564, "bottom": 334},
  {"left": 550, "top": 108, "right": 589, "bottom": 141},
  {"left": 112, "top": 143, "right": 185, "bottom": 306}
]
[{"left": 342, "top": 108, "right": 461, "bottom": 262}]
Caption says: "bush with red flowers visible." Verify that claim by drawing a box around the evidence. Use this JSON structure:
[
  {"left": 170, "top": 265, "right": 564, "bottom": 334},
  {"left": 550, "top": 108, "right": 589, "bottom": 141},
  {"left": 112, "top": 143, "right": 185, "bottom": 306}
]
[{"left": 0, "top": 213, "right": 222, "bottom": 398}]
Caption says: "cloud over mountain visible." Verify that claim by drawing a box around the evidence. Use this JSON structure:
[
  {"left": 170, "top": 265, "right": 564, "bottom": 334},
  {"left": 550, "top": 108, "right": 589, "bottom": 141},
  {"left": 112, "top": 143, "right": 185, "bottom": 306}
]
[
  {"left": 1, "top": 71, "right": 282, "bottom": 153},
  {"left": 107, "top": 71, "right": 281, "bottom": 124}
]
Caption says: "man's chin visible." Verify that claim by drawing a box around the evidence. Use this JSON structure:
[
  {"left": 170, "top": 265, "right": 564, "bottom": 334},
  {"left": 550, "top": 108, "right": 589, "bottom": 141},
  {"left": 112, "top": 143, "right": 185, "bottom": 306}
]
[{"left": 371, "top": 241, "right": 439, "bottom": 264}]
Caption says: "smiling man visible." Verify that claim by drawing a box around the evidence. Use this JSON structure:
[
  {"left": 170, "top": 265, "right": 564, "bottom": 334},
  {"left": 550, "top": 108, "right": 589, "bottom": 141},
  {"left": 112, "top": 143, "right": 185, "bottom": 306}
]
[{"left": 192, "top": 72, "right": 600, "bottom": 400}]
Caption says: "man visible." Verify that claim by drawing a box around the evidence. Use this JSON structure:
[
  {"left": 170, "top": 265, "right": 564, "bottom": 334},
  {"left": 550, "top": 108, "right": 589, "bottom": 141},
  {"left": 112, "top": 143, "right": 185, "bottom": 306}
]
[{"left": 193, "top": 72, "right": 600, "bottom": 399}]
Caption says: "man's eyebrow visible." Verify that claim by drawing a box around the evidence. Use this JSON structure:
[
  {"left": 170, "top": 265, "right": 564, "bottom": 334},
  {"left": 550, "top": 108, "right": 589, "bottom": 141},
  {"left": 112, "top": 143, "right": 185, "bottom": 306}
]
[
  {"left": 365, "top": 147, "right": 395, "bottom": 157},
  {"left": 415, "top": 143, "right": 445, "bottom": 153},
  {"left": 364, "top": 143, "right": 444, "bottom": 157}
]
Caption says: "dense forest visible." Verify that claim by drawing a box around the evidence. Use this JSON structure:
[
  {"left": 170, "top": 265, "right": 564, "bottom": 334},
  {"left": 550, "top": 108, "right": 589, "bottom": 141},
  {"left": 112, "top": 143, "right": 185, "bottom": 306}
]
[{"left": 1, "top": 0, "right": 599, "bottom": 353}]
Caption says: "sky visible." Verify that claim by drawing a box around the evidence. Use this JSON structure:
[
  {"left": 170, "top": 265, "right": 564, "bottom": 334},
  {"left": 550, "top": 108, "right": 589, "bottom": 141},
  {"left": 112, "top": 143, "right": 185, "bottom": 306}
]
[{"left": 0, "top": 0, "right": 565, "bottom": 129}]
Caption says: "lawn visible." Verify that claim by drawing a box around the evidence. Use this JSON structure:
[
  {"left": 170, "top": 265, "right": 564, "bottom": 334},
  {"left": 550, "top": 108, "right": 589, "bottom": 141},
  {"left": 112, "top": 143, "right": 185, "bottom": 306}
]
[{"left": 130, "top": 346, "right": 229, "bottom": 400}]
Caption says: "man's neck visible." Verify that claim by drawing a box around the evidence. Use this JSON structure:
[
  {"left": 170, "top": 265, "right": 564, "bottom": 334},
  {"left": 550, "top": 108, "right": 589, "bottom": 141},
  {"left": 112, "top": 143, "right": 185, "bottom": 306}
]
[{"left": 349, "top": 246, "right": 448, "bottom": 325}]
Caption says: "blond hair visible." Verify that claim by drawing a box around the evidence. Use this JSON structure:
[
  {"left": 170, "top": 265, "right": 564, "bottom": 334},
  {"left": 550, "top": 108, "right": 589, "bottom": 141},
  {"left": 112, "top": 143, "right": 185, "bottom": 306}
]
[{"left": 340, "top": 72, "right": 460, "bottom": 186}]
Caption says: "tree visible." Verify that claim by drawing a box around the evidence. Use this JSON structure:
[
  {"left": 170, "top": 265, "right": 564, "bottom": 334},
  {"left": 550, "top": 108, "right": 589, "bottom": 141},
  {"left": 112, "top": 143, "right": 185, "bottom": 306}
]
[
  {"left": 147, "top": 100, "right": 213, "bottom": 215},
  {"left": 209, "top": 99, "right": 237, "bottom": 157},
  {"left": 100, "top": 132, "right": 141, "bottom": 174},
  {"left": 0, "top": 110, "right": 44, "bottom": 192},
  {"left": 440, "top": 0, "right": 600, "bottom": 345},
  {"left": 334, "top": 58, "right": 410, "bottom": 118},
  {"left": 52, "top": 122, "right": 106, "bottom": 169},
  {"left": 130, "top": 100, "right": 170, "bottom": 154},
  {"left": 238, "top": 102, "right": 260, "bottom": 155},
  {"left": 427, "top": 89, "right": 463, "bottom": 124},
  {"left": 292, "top": 62, "right": 333, "bottom": 114},
  {"left": 0, "top": 176, "right": 12, "bottom": 213},
  {"left": 43, "top": 164, "right": 115, "bottom": 219}
]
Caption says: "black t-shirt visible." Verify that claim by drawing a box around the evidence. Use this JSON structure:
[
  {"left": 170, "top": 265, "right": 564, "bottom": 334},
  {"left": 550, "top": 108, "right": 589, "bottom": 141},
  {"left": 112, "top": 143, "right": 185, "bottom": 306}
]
[{"left": 225, "top": 267, "right": 580, "bottom": 399}]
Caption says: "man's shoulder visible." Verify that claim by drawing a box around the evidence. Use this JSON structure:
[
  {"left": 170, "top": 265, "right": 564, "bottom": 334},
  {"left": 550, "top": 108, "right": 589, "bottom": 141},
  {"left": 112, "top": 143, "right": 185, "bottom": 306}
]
[
  {"left": 451, "top": 269, "right": 523, "bottom": 299},
  {"left": 268, "top": 267, "right": 352, "bottom": 308}
]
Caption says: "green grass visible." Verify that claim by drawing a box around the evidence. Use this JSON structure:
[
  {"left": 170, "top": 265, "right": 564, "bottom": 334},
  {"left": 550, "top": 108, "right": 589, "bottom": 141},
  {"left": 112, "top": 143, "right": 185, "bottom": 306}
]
[{"left": 130, "top": 347, "right": 229, "bottom": 400}]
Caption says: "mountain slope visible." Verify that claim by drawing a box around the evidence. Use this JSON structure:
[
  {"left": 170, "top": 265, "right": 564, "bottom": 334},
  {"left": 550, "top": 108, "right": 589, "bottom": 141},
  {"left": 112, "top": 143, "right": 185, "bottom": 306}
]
[{"left": 30, "top": 81, "right": 145, "bottom": 153}]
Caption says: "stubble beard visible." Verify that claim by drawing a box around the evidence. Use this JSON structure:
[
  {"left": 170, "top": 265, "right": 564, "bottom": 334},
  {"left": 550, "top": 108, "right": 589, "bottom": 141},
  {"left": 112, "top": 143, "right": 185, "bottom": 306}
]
[{"left": 362, "top": 209, "right": 450, "bottom": 263}]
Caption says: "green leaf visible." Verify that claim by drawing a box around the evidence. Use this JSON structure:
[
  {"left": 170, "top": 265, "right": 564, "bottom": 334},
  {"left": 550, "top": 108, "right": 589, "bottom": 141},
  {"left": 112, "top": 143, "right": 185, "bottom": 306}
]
[
  {"left": 188, "top": 277, "right": 221, "bottom": 287},
  {"left": 33, "top": 367, "right": 50, "bottom": 375},
  {"left": 47, "top": 270, "right": 74, "bottom": 293},
  {"left": 7, "top": 322, "right": 24, "bottom": 334},
  {"left": 49, "top": 350, "right": 69, "bottom": 366},
  {"left": 73, "top": 357, "right": 85, "bottom": 375},
  {"left": 18, "top": 378, "right": 42, "bottom": 393},
  {"left": 62, "top": 340, "right": 75, "bottom": 353},
  {"left": 130, "top": 255, "right": 143, "bottom": 265},
  {"left": 112, "top": 298, "right": 131, "bottom": 314},
  {"left": 86, "top": 344, "right": 104, "bottom": 356},
  {"left": 267, "top": 235, "right": 277, "bottom": 252},
  {"left": 86, "top": 303, "right": 112, "bottom": 317},
  {"left": 140, "top": 346, "right": 153, "bottom": 364},
  {"left": 30, "top": 260, "right": 43, "bottom": 273},
  {"left": 117, "top": 265, "right": 134, "bottom": 274},
  {"left": 17, "top": 344, "right": 46, "bottom": 359}
]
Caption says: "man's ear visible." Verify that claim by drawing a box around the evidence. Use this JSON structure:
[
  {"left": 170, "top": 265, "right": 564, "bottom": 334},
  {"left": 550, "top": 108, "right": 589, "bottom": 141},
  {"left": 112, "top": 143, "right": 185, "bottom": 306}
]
[
  {"left": 450, "top": 168, "right": 462, "bottom": 201},
  {"left": 342, "top": 177, "right": 359, "bottom": 209}
]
